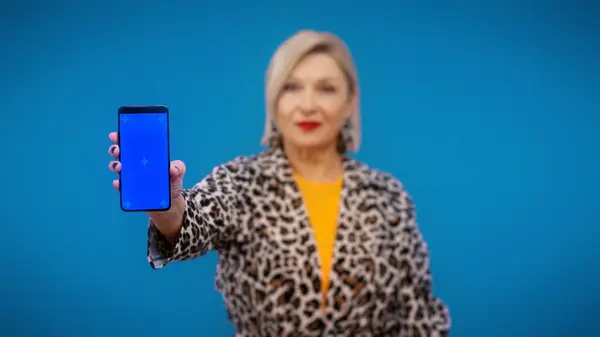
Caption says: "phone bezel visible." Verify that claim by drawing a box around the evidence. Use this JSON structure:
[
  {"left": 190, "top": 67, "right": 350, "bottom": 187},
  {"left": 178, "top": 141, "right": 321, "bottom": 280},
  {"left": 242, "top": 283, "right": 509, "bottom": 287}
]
[{"left": 117, "top": 105, "right": 172, "bottom": 213}]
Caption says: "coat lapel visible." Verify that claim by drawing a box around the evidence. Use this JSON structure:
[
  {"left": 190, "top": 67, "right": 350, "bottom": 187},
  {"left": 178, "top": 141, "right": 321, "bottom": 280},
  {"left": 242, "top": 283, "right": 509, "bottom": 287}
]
[{"left": 255, "top": 147, "right": 372, "bottom": 312}]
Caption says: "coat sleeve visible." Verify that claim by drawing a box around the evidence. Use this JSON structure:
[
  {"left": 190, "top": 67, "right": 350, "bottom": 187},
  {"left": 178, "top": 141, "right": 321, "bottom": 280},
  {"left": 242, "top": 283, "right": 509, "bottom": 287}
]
[
  {"left": 390, "top": 181, "right": 451, "bottom": 337},
  {"left": 147, "top": 160, "right": 242, "bottom": 269}
]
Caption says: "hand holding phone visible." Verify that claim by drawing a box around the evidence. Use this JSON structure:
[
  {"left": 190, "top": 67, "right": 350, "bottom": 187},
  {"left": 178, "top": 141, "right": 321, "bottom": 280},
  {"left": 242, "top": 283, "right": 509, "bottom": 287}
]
[{"left": 108, "top": 106, "right": 175, "bottom": 212}]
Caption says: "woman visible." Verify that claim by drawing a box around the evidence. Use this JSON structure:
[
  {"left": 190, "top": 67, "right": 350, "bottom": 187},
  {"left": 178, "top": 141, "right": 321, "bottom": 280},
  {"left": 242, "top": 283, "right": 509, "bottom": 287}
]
[{"left": 107, "top": 30, "right": 451, "bottom": 337}]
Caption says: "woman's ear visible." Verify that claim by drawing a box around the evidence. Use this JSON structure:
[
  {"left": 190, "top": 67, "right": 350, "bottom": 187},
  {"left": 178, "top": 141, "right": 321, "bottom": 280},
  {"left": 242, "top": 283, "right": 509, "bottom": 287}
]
[{"left": 346, "top": 85, "right": 359, "bottom": 118}]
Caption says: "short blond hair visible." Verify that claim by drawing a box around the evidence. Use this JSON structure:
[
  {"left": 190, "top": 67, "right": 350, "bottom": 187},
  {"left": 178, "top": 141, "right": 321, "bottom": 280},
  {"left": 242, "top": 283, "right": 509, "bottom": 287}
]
[{"left": 261, "top": 30, "right": 361, "bottom": 153}]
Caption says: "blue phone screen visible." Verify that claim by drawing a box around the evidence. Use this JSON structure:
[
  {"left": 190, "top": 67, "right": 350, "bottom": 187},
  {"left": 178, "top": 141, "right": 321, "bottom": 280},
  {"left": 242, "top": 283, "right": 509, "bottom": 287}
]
[{"left": 119, "top": 111, "right": 170, "bottom": 212}]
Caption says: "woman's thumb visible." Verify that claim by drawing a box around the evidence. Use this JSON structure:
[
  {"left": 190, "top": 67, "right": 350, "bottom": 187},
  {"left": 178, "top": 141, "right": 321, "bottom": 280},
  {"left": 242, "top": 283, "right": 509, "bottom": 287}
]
[{"left": 170, "top": 160, "right": 186, "bottom": 199}]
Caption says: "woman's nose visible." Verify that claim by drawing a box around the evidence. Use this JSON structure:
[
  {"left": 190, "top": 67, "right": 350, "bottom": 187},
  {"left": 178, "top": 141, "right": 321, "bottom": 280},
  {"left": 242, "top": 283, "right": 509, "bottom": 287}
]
[{"left": 299, "top": 92, "right": 317, "bottom": 114}]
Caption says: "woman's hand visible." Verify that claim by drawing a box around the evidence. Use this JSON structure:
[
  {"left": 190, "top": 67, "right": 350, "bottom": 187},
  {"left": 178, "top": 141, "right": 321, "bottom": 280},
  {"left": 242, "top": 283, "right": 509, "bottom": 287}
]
[{"left": 107, "top": 131, "right": 186, "bottom": 241}]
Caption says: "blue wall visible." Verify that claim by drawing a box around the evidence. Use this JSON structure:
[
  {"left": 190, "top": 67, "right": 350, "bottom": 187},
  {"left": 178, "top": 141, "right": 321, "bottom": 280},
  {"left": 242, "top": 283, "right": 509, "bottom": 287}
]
[{"left": 1, "top": 1, "right": 598, "bottom": 336}]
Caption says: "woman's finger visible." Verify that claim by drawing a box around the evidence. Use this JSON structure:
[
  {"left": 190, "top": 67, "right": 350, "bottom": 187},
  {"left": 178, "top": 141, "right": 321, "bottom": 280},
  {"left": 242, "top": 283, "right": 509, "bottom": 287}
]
[
  {"left": 108, "top": 161, "right": 121, "bottom": 173},
  {"left": 169, "top": 160, "right": 186, "bottom": 180},
  {"left": 169, "top": 160, "right": 186, "bottom": 200},
  {"left": 108, "top": 132, "right": 119, "bottom": 144},
  {"left": 112, "top": 179, "right": 120, "bottom": 190},
  {"left": 108, "top": 145, "right": 120, "bottom": 158}
]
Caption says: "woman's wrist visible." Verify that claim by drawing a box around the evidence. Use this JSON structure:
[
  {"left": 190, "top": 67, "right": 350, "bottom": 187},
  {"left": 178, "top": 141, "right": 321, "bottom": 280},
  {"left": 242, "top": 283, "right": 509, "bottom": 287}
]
[{"left": 150, "top": 196, "right": 186, "bottom": 243}]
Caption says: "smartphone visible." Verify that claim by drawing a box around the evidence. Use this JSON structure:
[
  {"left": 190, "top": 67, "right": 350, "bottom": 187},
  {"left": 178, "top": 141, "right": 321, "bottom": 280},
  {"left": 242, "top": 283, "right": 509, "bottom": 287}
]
[{"left": 118, "top": 105, "right": 171, "bottom": 212}]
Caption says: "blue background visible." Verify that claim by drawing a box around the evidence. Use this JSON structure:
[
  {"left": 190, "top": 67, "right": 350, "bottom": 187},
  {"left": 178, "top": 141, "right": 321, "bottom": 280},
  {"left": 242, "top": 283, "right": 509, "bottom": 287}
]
[
  {"left": 1, "top": 1, "right": 599, "bottom": 336},
  {"left": 119, "top": 112, "right": 171, "bottom": 212}
]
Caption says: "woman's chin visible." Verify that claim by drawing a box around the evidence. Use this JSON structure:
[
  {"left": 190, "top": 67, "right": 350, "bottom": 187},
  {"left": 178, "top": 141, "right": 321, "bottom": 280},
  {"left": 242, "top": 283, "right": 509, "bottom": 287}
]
[{"left": 287, "top": 137, "right": 336, "bottom": 151}]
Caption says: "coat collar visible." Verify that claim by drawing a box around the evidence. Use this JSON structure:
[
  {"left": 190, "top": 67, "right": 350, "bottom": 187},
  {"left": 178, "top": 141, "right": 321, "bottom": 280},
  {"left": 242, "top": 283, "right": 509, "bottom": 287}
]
[
  {"left": 253, "top": 146, "right": 372, "bottom": 191},
  {"left": 251, "top": 146, "right": 384, "bottom": 316}
]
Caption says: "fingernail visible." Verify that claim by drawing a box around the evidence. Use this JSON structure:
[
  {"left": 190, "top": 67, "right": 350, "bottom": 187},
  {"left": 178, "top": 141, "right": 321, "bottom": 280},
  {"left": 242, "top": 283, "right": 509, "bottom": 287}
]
[
  {"left": 112, "top": 162, "right": 118, "bottom": 169},
  {"left": 110, "top": 146, "right": 116, "bottom": 154},
  {"left": 174, "top": 166, "right": 180, "bottom": 173}
]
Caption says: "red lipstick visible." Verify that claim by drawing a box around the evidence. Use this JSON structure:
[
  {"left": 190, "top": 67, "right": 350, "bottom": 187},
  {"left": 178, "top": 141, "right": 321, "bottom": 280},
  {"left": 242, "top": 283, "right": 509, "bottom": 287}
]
[{"left": 296, "top": 121, "right": 321, "bottom": 131}]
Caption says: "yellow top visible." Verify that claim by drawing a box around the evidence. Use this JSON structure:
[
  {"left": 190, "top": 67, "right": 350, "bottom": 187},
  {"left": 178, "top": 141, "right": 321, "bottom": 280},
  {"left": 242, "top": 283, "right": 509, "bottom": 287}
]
[{"left": 293, "top": 173, "right": 343, "bottom": 308}]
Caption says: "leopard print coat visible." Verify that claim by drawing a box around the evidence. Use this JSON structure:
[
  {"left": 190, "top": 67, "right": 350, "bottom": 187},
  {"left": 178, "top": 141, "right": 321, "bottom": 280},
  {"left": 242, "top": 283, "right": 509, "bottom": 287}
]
[{"left": 147, "top": 147, "right": 451, "bottom": 337}]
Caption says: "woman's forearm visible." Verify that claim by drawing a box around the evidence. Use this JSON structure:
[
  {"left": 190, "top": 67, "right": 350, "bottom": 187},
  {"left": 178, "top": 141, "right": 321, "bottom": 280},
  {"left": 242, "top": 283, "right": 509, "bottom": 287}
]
[{"left": 149, "top": 197, "right": 186, "bottom": 244}]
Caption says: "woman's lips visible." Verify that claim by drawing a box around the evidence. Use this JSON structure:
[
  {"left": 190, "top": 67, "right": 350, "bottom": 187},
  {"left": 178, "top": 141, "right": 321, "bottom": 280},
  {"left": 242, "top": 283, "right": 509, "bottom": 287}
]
[{"left": 296, "top": 121, "right": 322, "bottom": 131}]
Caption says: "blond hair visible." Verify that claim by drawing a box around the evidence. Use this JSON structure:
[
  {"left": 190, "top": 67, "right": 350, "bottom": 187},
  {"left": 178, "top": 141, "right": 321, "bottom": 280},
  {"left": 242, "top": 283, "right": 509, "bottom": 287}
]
[{"left": 261, "top": 30, "right": 361, "bottom": 153}]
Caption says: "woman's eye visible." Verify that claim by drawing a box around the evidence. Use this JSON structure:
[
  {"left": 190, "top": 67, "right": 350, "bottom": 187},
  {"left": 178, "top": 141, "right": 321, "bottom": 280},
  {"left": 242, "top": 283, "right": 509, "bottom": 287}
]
[
  {"left": 282, "top": 83, "right": 299, "bottom": 91},
  {"left": 321, "top": 86, "right": 337, "bottom": 93}
]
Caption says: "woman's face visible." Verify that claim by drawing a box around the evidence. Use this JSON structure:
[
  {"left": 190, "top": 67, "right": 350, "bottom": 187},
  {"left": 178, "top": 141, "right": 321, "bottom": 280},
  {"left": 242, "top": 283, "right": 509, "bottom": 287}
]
[{"left": 276, "top": 52, "right": 354, "bottom": 152}]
